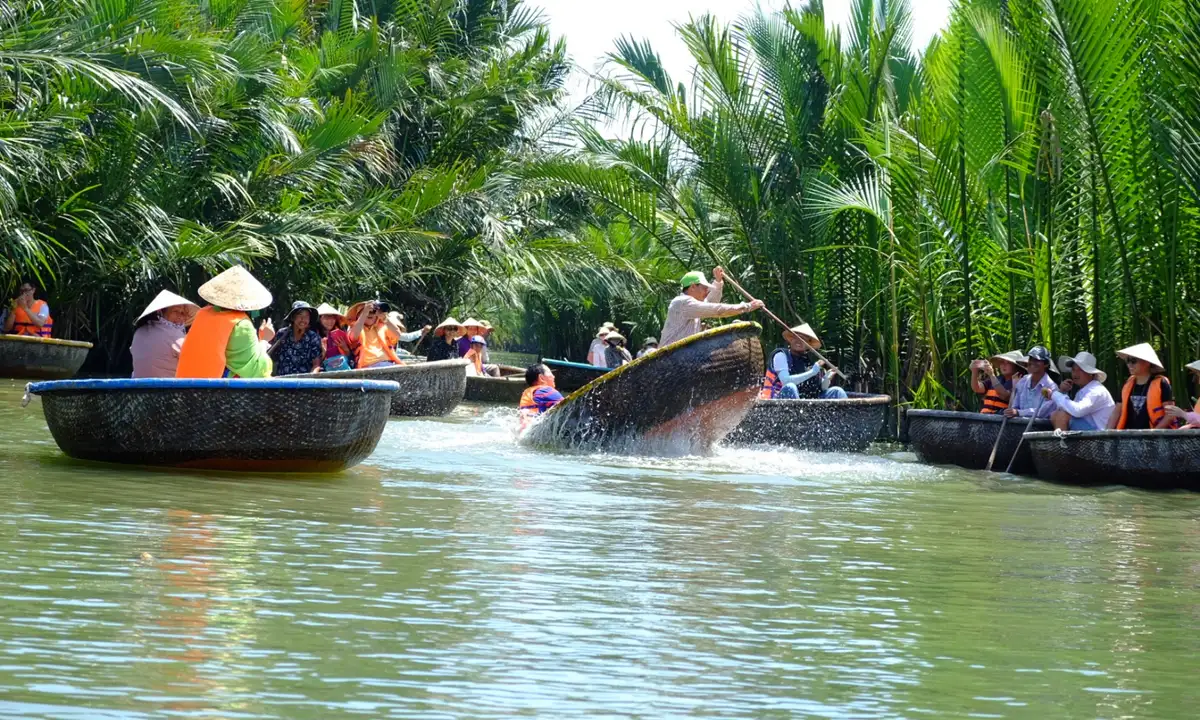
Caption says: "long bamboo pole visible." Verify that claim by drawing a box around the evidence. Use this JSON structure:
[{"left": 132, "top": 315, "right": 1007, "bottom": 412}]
[{"left": 722, "top": 272, "right": 847, "bottom": 381}]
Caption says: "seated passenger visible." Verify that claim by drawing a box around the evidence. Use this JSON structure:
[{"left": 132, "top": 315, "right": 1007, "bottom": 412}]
[
  {"left": 603, "top": 332, "right": 633, "bottom": 369},
  {"left": 1004, "top": 346, "right": 1057, "bottom": 419},
  {"left": 317, "top": 304, "right": 354, "bottom": 371},
  {"left": 1109, "top": 343, "right": 1175, "bottom": 429},
  {"left": 970, "top": 351, "right": 1026, "bottom": 414},
  {"left": 588, "top": 324, "right": 615, "bottom": 366},
  {"left": 427, "top": 318, "right": 462, "bottom": 362},
  {"left": 458, "top": 318, "right": 486, "bottom": 357},
  {"left": 1047, "top": 351, "right": 1115, "bottom": 431},
  {"left": 518, "top": 363, "right": 564, "bottom": 432},
  {"left": 176, "top": 266, "right": 275, "bottom": 379},
  {"left": 131, "top": 290, "right": 199, "bottom": 378},
  {"left": 4, "top": 281, "right": 53, "bottom": 337},
  {"left": 346, "top": 300, "right": 404, "bottom": 369},
  {"left": 1166, "top": 360, "right": 1200, "bottom": 428},
  {"left": 759, "top": 324, "right": 848, "bottom": 400},
  {"left": 269, "top": 301, "right": 325, "bottom": 375},
  {"left": 637, "top": 337, "right": 659, "bottom": 358}
]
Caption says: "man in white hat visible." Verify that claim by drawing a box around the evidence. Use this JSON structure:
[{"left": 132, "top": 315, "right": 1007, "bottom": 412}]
[
  {"left": 658, "top": 267, "right": 763, "bottom": 348},
  {"left": 1109, "top": 343, "right": 1175, "bottom": 429},
  {"left": 1045, "top": 351, "right": 1115, "bottom": 431},
  {"left": 176, "top": 266, "right": 275, "bottom": 379},
  {"left": 131, "top": 290, "right": 199, "bottom": 378},
  {"left": 759, "top": 324, "right": 847, "bottom": 400}
]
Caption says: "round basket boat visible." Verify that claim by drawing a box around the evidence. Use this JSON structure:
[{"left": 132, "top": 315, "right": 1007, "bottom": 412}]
[
  {"left": 26, "top": 378, "right": 398, "bottom": 472},
  {"left": 726, "top": 393, "right": 891, "bottom": 452},
  {"left": 1026, "top": 429, "right": 1200, "bottom": 490},
  {"left": 906, "top": 409, "right": 1051, "bottom": 476},
  {"left": 0, "top": 335, "right": 92, "bottom": 379},
  {"left": 298, "top": 359, "right": 468, "bottom": 416},
  {"left": 522, "top": 322, "right": 764, "bottom": 456},
  {"left": 542, "top": 359, "right": 609, "bottom": 394},
  {"left": 464, "top": 365, "right": 527, "bottom": 404}
]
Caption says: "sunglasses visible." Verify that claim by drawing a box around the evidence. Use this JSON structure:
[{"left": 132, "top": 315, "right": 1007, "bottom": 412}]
[
  {"left": 18, "top": 287, "right": 33, "bottom": 293},
  {"left": 1125, "top": 357, "right": 1141, "bottom": 365}
]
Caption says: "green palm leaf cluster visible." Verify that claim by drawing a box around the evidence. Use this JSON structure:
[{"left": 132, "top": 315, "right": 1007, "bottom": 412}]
[
  {"left": 532, "top": 0, "right": 1200, "bottom": 408},
  {"left": 0, "top": 0, "right": 623, "bottom": 368}
]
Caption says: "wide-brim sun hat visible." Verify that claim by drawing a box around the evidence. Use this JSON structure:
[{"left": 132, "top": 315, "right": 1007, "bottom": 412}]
[
  {"left": 387, "top": 311, "right": 406, "bottom": 329},
  {"left": 480, "top": 320, "right": 493, "bottom": 331},
  {"left": 316, "top": 303, "right": 346, "bottom": 324},
  {"left": 679, "top": 271, "right": 713, "bottom": 290},
  {"left": 198, "top": 265, "right": 272, "bottom": 312},
  {"left": 434, "top": 317, "right": 462, "bottom": 337},
  {"left": 1058, "top": 351, "right": 1107, "bottom": 384},
  {"left": 606, "top": 332, "right": 626, "bottom": 344},
  {"left": 285, "top": 301, "right": 319, "bottom": 328},
  {"left": 642, "top": 337, "right": 658, "bottom": 347},
  {"left": 990, "top": 350, "right": 1028, "bottom": 369},
  {"left": 596, "top": 328, "right": 611, "bottom": 338},
  {"left": 1117, "top": 343, "right": 1165, "bottom": 374},
  {"left": 345, "top": 301, "right": 382, "bottom": 324},
  {"left": 785, "top": 323, "right": 822, "bottom": 351},
  {"left": 136, "top": 290, "right": 198, "bottom": 325}
]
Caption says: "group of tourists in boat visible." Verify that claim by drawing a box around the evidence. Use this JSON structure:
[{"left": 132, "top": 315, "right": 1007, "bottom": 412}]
[
  {"left": 96, "top": 266, "right": 503, "bottom": 381},
  {"left": 969, "top": 343, "right": 1200, "bottom": 432}
]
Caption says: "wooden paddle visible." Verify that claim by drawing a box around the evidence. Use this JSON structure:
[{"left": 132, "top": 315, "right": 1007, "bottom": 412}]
[
  {"left": 984, "top": 414, "right": 1008, "bottom": 472},
  {"left": 1004, "top": 395, "right": 1046, "bottom": 474},
  {"left": 723, "top": 272, "right": 848, "bottom": 381}
]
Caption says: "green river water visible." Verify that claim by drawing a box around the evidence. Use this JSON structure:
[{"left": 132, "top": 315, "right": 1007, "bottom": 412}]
[{"left": 0, "top": 379, "right": 1198, "bottom": 718}]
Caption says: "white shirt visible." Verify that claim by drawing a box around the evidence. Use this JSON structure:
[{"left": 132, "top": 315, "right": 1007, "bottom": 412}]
[
  {"left": 658, "top": 281, "right": 751, "bottom": 347},
  {"left": 587, "top": 338, "right": 607, "bottom": 366},
  {"left": 1050, "top": 380, "right": 1115, "bottom": 429},
  {"left": 1009, "top": 373, "right": 1057, "bottom": 418}
]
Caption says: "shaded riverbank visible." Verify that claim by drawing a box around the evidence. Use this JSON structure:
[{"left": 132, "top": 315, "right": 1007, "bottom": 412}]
[{"left": 1, "top": 380, "right": 1198, "bottom": 717}]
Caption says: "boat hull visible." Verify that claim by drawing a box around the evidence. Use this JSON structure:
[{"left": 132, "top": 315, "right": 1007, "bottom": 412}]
[
  {"left": 300, "top": 360, "right": 467, "bottom": 416},
  {"left": 727, "top": 394, "right": 891, "bottom": 452},
  {"left": 906, "top": 409, "right": 1051, "bottom": 475},
  {"left": 26, "top": 378, "right": 397, "bottom": 472},
  {"left": 522, "top": 323, "right": 764, "bottom": 455},
  {"left": 1027, "top": 429, "right": 1200, "bottom": 490},
  {"left": 542, "top": 359, "right": 609, "bottom": 393},
  {"left": 0, "top": 335, "right": 92, "bottom": 379},
  {"left": 464, "top": 366, "right": 527, "bottom": 404}
]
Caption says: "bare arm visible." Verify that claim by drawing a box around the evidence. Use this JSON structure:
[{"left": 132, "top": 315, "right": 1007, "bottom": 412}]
[{"left": 348, "top": 311, "right": 368, "bottom": 342}]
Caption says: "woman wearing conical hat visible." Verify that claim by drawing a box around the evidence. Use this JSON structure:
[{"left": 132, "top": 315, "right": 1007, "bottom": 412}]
[
  {"left": 759, "top": 323, "right": 848, "bottom": 400},
  {"left": 175, "top": 266, "right": 276, "bottom": 379},
  {"left": 426, "top": 317, "right": 462, "bottom": 362},
  {"left": 131, "top": 290, "right": 199, "bottom": 378},
  {"left": 1109, "top": 343, "right": 1175, "bottom": 429}
]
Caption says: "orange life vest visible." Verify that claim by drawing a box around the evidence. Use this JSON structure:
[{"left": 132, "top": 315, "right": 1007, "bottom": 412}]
[
  {"left": 11, "top": 300, "right": 53, "bottom": 337},
  {"left": 519, "top": 386, "right": 541, "bottom": 417},
  {"left": 464, "top": 347, "right": 484, "bottom": 376},
  {"left": 978, "top": 376, "right": 1018, "bottom": 414},
  {"left": 355, "top": 324, "right": 401, "bottom": 368},
  {"left": 1116, "top": 375, "right": 1171, "bottom": 429},
  {"left": 175, "top": 306, "right": 248, "bottom": 378},
  {"left": 759, "top": 348, "right": 821, "bottom": 399}
]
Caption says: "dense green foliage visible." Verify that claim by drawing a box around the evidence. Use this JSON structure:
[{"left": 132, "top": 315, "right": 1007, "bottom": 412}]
[
  {"left": 0, "top": 0, "right": 636, "bottom": 368},
  {"left": 534, "top": 0, "right": 1200, "bottom": 407}
]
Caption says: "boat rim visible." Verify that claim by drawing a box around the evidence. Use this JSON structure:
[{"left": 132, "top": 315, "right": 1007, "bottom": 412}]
[
  {"left": 0, "top": 335, "right": 93, "bottom": 349},
  {"left": 906, "top": 408, "right": 1015, "bottom": 424},
  {"left": 1025, "top": 428, "right": 1200, "bottom": 441},
  {"left": 28, "top": 378, "right": 401, "bottom": 393},
  {"left": 755, "top": 393, "right": 890, "bottom": 408},
  {"left": 556, "top": 321, "right": 762, "bottom": 406}
]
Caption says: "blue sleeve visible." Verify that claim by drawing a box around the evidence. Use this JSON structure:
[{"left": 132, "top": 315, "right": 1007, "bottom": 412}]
[{"left": 534, "top": 387, "right": 564, "bottom": 412}]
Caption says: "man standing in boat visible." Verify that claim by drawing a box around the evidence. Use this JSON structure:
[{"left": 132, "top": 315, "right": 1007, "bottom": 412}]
[{"left": 659, "top": 267, "right": 763, "bottom": 348}]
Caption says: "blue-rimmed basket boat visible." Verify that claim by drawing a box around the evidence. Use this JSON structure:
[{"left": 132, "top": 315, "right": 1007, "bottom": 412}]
[
  {"left": 298, "top": 359, "right": 468, "bottom": 416},
  {"left": 906, "top": 409, "right": 1051, "bottom": 475},
  {"left": 0, "top": 335, "right": 92, "bottom": 379},
  {"left": 25, "top": 378, "right": 397, "bottom": 472},
  {"left": 542, "top": 359, "right": 609, "bottom": 393},
  {"left": 727, "top": 393, "right": 891, "bottom": 452},
  {"left": 1026, "top": 429, "right": 1200, "bottom": 490},
  {"left": 522, "top": 323, "right": 764, "bottom": 456},
  {"left": 465, "top": 365, "right": 527, "bottom": 404}
]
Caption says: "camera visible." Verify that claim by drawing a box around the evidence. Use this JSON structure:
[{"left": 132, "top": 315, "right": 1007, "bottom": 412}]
[{"left": 374, "top": 301, "right": 390, "bottom": 313}]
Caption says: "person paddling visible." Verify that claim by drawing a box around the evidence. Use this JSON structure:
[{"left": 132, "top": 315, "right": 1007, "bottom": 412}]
[
  {"left": 176, "top": 266, "right": 275, "bottom": 379},
  {"left": 1003, "top": 345, "right": 1056, "bottom": 419},
  {"left": 1109, "top": 343, "right": 1175, "bottom": 429},
  {"left": 759, "top": 324, "right": 847, "bottom": 400},
  {"left": 1047, "top": 351, "right": 1115, "bottom": 431},
  {"left": 658, "top": 267, "right": 763, "bottom": 347}
]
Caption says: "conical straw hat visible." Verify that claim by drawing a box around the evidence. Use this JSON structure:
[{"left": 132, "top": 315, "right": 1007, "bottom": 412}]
[
  {"left": 990, "top": 350, "right": 1028, "bottom": 369},
  {"left": 136, "top": 290, "right": 198, "bottom": 324},
  {"left": 434, "top": 317, "right": 462, "bottom": 337},
  {"left": 315, "top": 303, "right": 346, "bottom": 323},
  {"left": 1117, "top": 343, "right": 1165, "bottom": 373},
  {"left": 197, "top": 266, "right": 272, "bottom": 312},
  {"left": 1185, "top": 360, "right": 1200, "bottom": 375},
  {"left": 785, "top": 323, "right": 822, "bottom": 350},
  {"left": 461, "top": 317, "right": 484, "bottom": 331}
]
